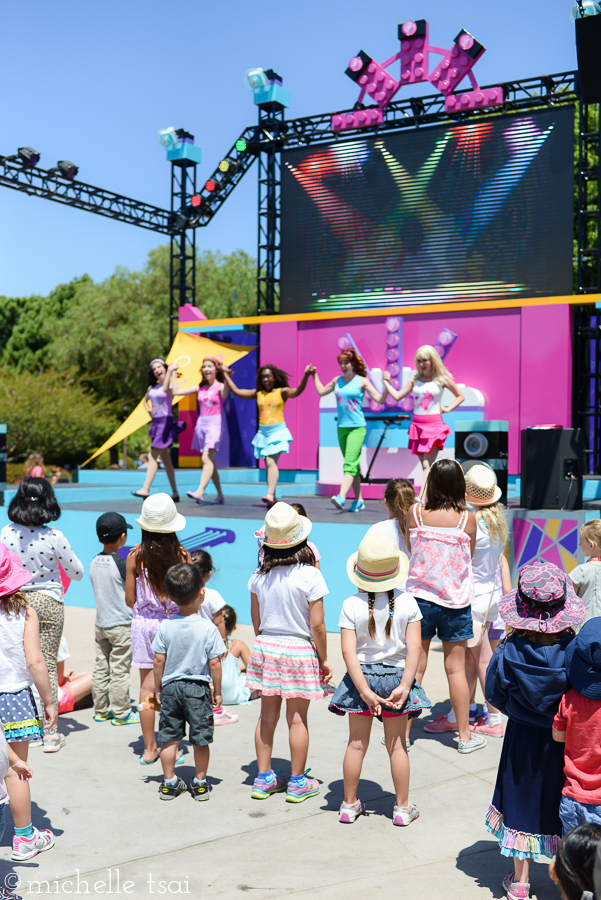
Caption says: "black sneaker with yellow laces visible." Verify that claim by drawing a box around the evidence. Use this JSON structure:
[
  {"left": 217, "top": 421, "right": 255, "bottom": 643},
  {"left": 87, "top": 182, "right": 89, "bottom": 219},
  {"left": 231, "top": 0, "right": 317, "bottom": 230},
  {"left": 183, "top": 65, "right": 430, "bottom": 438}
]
[
  {"left": 159, "top": 776, "right": 188, "bottom": 801},
  {"left": 189, "top": 779, "right": 211, "bottom": 801}
]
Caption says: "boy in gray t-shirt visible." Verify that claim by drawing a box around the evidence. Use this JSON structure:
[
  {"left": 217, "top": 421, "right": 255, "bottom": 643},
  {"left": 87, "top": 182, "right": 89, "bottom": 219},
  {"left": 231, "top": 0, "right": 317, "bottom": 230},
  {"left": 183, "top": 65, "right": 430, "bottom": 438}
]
[
  {"left": 570, "top": 520, "right": 601, "bottom": 627},
  {"left": 90, "top": 512, "right": 138, "bottom": 726}
]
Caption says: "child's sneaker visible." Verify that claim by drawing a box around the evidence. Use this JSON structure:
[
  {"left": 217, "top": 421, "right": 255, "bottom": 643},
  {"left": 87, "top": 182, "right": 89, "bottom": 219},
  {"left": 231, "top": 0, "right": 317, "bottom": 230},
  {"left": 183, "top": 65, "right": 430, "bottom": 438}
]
[
  {"left": 251, "top": 772, "right": 287, "bottom": 800},
  {"left": 214, "top": 706, "right": 239, "bottom": 726},
  {"left": 286, "top": 771, "right": 320, "bottom": 803},
  {"left": 339, "top": 799, "right": 365, "bottom": 823},
  {"left": 189, "top": 780, "right": 212, "bottom": 801},
  {"left": 42, "top": 733, "right": 66, "bottom": 753},
  {"left": 93, "top": 711, "right": 114, "bottom": 722},
  {"left": 503, "top": 875, "right": 530, "bottom": 900},
  {"left": 111, "top": 710, "right": 140, "bottom": 727},
  {"left": 424, "top": 713, "right": 457, "bottom": 733},
  {"left": 158, "top": 776, "right": 188, "bottom": 801},
  {"left": 392, "top": 803, "right": 420, "bottom": 826},
  {"left": 471, "top": 717, "right": 504, "bottom": 738},
  {"left": 12, "top": 827, "right": 55, "bottom": 861},
  {"left": 457, "top": 734, "right": 487, "bottom": 754}
]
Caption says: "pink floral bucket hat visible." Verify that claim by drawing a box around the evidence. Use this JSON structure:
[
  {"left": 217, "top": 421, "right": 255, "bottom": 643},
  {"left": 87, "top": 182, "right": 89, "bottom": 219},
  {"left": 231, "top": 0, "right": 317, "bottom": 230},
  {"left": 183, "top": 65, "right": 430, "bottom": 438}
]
[
  {"left": 499, "top": 561, "right": 585, "bottom": 633},
  {"left": 0, "top": 544, "right": 32, "bottom": 595}
]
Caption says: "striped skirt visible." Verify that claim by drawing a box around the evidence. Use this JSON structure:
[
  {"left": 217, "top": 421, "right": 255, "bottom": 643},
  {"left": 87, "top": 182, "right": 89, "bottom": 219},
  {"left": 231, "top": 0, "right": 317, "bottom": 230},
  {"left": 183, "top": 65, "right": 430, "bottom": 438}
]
[{"left": 246, "top": 634, "right": 325, "bottom": 700}]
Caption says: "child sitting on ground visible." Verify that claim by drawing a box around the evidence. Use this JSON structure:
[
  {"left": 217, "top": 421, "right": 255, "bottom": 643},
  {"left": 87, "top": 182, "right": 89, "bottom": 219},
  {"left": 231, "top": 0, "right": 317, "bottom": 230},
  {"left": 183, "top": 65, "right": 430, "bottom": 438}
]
[
  {"left": 90, "top": 513, "right": 138, "bottom": 726},
  {"left": 553, "top": 618, "right": 601, "bottom": 832},
  {"left": 152, "top": 562, "right": 226, "bottom": 801},
  {"left": 570, "top": 520, "right": 601, "bottom": 625},
  {"left": 220, "top": 605, "right": 255, "bottom": 705}
]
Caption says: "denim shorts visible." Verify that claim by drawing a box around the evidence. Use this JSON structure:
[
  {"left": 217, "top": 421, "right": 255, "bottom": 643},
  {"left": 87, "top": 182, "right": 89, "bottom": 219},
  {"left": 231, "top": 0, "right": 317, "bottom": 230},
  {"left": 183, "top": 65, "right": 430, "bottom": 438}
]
[
  {"left": 158, "top": 679, "right": 214, "bottom": 746},
  {"left": 559, "top": 795, "right": 601, "bottom": 834},
  {"left": 416, "top": 598, "right": 473, "bottom": 643}
]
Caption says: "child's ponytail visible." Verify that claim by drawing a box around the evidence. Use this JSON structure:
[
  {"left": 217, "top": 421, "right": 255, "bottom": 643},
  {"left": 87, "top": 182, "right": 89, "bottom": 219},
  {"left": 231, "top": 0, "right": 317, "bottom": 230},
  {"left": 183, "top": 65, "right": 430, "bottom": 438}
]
[{"left": 367, "top": 590, "right": 396, "bottom": 639}]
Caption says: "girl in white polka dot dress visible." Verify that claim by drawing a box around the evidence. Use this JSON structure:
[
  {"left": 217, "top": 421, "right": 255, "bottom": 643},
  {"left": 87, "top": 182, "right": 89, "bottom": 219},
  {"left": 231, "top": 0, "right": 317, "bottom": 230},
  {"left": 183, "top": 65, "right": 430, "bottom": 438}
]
[{"left": 0, "top": 478, "right": 83, "bottom": 752}]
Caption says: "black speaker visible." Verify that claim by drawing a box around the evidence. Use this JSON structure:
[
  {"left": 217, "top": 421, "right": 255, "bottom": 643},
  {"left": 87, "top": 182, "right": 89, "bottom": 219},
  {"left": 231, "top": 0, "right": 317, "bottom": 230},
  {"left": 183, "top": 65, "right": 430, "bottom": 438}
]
[
  {"left": 520, "top": 428, "right": 585, "bottom": 510},
  {"left": 576, "top": 14, "right": 601, "bottom": 104},
  {"left": 455, "top": 421, "right": 508, "bottom": 501}
]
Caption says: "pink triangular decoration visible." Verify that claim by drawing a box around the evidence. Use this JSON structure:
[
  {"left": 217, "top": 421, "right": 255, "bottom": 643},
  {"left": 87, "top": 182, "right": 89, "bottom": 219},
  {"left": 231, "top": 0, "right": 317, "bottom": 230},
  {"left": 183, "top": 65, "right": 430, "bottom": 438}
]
[
  {"left": 531, "top": 519, "right": 548, "bottom": 530},
  {"left": 179, "top": 303, "right": 207, "bottom": 323},
  {"left": 540, "top": 534, "right": 554, "bottom": 552},
  {"left": 541, "top": 544, "right": 563, "bottom": 569},
  {"left": 512, "top": 518, "right": 531, "bottom": 560},
  {"left": 558, "top": 518, "right": 579, "bottom": 539}
]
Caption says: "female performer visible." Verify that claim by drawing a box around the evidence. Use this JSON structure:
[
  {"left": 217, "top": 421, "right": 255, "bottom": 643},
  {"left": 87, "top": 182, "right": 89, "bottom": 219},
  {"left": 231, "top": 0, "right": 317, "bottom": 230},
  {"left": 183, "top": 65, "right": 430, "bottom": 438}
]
[
  {"left": 383, "top": 345, "right": 464, "bottom": 481},
  {"left": 222, "top": 364, "right": 313, "bottom": 508},
  {"left": 174, "top": 357, "right": 229, "bottom": 506},
  {"left": 132, "top": 358, "right": 184, "bottom": 502},
  {"left": 312, "top": 348, "right": 387, "bottom": 513}
]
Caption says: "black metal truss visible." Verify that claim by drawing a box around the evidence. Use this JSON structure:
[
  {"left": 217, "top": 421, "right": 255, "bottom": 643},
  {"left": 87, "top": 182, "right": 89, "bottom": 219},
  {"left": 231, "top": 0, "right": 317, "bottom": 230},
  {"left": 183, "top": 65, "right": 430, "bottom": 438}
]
[{"left": 170, "top": 163, "right": 197, "bottom": 344}]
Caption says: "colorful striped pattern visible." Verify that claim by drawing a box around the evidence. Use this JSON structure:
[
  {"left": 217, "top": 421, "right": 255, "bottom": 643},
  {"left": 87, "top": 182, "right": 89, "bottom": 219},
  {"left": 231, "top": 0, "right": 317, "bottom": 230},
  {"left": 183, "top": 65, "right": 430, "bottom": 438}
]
[
  {"left": 486, "top": 803, "right": 558, "bottom": 860},
  {"left": 246, "top": 634, "right": 325, "bottom": 700}
]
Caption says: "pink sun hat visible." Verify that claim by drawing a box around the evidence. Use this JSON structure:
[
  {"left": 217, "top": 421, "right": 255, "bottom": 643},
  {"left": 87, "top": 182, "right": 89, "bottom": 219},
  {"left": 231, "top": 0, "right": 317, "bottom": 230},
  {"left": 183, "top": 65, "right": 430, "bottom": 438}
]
[
  {"left": 0, "top": 544, "right": 32, "bottom": 596},
  {"left": 499, "top": 561, "right": 585, "bottom": 634}
]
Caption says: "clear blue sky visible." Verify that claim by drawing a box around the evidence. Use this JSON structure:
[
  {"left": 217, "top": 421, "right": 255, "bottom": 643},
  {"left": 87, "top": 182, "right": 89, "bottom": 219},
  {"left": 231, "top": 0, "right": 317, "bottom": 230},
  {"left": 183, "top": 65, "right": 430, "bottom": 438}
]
[{"left": 0, "top": 0, "right": 578, "bottom": 298}]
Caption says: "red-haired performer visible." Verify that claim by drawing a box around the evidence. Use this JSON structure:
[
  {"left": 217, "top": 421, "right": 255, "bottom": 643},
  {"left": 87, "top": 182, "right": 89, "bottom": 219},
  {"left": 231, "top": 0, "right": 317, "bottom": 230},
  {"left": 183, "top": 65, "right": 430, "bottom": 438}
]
[{"left": 313, "top": 349, "right": 386, "bottom": 513}]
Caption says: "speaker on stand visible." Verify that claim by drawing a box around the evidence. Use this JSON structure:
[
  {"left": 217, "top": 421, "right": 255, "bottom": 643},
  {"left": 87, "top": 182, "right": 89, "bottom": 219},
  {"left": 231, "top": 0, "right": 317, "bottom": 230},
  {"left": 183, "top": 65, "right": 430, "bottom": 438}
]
[
  {"left": 520, "top": 427, "right": 585, "bottom": 510},
  {"left": 455, "top": 421, "right": 509, "bottom": 501},
  {"left": 575, "top": 11, "right": 601, "bottom": 104}
]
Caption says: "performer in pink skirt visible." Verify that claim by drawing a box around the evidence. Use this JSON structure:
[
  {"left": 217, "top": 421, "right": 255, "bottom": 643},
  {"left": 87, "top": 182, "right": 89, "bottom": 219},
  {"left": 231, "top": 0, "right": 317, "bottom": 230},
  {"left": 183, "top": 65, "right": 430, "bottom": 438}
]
[
  {"left": 174, "top": 357, "right": 229, "bottom": 506},
  {"left": 383, "top": 345, "right": 464, "bottom": 484}
]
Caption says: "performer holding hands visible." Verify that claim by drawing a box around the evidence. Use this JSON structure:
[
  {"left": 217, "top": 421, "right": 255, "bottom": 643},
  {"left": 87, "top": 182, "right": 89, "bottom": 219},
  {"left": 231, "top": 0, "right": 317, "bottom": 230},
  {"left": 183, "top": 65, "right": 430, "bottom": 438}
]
[
  {"left": 222, "top": 363, "right": 314, "bottom": 508},
  {"left": 132, "top": 359, "right": 184, "bottom": 502},
  {"left": 312, "top": 349, "right": 387, "bottom": 513}
]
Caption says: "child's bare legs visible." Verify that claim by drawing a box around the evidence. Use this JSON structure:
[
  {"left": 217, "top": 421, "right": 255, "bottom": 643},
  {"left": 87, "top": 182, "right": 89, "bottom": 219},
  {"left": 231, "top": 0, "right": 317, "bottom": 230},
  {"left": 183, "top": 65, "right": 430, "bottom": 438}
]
[
  {"left": 5, "top": 741, "right": 30, "bottom": 828},
  {"left": 343, "top": 714, "right": 372, "bottom": 804},
  {"left": 383, "top": 715, "right": 410, "bottom": 807},
  {"left": 160, "top": 741, "right": 179, "bottom": 780},
  {"left": 286, "top": 698, "right": 310, "bottom": 777},
  {"left": 514, "top": 858, "right": 530, "bottom": 885},
  {"left": 255, "top": 695, "right": 282, "bottom": 772},
  {"left": 229, "top": 638, "right": 251, "bottom": 669},
  {"left": 264, "top": 453, "right": 281, "bottom": 503},
  {"left": 139, "top": 668, "right": 158, "bottom": 762},
  {"left": 443, "top": 640, "right": 470, "bottom": 742},
  {"left": 193, "top": 745, "right": 210, "bottom": 782}
]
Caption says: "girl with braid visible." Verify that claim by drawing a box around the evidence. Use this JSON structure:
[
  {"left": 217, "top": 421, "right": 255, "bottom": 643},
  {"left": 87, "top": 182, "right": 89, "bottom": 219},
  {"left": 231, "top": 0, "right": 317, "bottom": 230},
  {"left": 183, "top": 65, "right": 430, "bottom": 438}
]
[{"left": 328, "top": 533, "right": 430, "bottom": 826}]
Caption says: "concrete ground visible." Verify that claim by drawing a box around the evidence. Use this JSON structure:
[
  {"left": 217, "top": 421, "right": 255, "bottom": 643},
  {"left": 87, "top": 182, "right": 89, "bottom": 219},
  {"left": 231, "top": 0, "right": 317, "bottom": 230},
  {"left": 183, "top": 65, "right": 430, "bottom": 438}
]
[{"left": 0, "top": 608, "right": 559, "bottom": 900}]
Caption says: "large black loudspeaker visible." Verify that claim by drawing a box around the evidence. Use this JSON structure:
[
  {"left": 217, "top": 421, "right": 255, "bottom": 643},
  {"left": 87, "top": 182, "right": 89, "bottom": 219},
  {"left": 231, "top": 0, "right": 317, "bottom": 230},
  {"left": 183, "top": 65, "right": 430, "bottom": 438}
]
[
  {"left": 576, "top": 14, "right": 601, "bottom": 104},
  {"left": 455, "top": 421, "right": 508, "bottom": 501},
  {"left": 520, "top": 428, "right": 585, "bottom": 510}
]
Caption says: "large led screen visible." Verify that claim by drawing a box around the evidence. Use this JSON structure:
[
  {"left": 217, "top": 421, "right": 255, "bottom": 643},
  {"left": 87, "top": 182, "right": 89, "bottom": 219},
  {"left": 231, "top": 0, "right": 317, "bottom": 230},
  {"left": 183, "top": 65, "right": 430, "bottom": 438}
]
[{"left": 280, "top": 106, "right": 574, "bottom": 313}]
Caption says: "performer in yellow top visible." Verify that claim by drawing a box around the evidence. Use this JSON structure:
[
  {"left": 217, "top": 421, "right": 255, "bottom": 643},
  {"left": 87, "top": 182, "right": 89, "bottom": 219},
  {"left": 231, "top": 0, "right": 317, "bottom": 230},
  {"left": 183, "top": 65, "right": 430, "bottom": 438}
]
[{"left": 222, "top": 363, "right": 314, "bottom": 508}]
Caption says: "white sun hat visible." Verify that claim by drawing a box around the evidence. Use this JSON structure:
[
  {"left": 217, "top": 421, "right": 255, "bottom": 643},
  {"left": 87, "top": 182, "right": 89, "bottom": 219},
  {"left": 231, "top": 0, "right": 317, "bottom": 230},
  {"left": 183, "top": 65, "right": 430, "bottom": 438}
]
[
  {"left": 464, "top": 463, "right": 502, "bottom": 506},
  {"left": 347, "top": 532, "right": 408, "bottom": 593},
  {"left": 135, "top": 493, "right": 186, "bottom": 533},
  {"left": 262, "top": 501, "right": 312, "bottom": 549}
]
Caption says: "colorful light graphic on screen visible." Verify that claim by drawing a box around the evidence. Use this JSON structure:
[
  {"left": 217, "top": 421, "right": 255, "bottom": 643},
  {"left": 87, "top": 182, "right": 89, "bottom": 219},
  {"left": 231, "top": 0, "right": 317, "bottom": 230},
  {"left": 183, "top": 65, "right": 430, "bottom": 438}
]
[
  {"left": 513, "top": 517, "right": 579, "bottom": 573},
  {"left": 280, "top": 108, "right": 574, "bottom": 314}
]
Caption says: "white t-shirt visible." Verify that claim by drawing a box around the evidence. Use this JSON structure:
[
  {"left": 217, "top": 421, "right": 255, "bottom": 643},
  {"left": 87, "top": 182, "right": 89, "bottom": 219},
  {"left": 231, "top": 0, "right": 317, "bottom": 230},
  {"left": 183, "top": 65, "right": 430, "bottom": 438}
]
[
  {"left": 200, "top": 587, "right": 226, "bottom": 622},
  {"left": 338, "top": 589, "right": 422, "bottom": 667},
  {"left": 411, "top": 380, "right": 444, "bottom": 416},
  {"left": 248, "top": 564, "right": 329, "bottom": 641},
  {"left": 0, "top": 524, "right": 84, "bottom": 603},
  {"left": 366, "top": 518, "right": 411, "bottom": 559},
  {"left": 470, "top": 517, "right": 505, "bottom": 620}
]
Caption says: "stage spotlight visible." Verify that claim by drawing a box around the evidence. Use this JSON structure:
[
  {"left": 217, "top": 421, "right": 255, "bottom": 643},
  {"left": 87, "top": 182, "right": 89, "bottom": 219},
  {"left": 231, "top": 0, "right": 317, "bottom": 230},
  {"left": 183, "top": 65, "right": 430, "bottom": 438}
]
[
  {"left": 541, "top": 75, "right": 555, "bottom": 94},
  {"left": 190, "top": 195, "right": 201, "bottom": 207},
  {"left": 245, "top": 68, "right": 269, "bottom": 91},
  {"left": 218, "top": 160, "right": 230, "bottom": 172},
  {"left": 157, "top": 127, "right": 179, "bottom": 150},
  {"left": 17, "top": 147, "right": 40, "bottom": 167},
  {"left": 57, "top": 160, "right": 78, "bottom": 180},
  {"left": 205, "top": 180, "right": 216, "bottom": 192},
  {"left": 410, "top": 99, "right": 425, "bottom": 117},
  {"left": 572, "top": 1, "right": 601, "bottom": 16},
  {"left": 235, "top": 139, "right": 247, "bottom": 152}
]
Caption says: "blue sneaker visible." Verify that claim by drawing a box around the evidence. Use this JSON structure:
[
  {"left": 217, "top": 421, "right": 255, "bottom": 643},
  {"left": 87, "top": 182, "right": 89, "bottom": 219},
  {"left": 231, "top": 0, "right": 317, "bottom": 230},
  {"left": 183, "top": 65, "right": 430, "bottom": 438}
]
[
  {"left": 330, "top": 494, "right": 345, "bottom": 510},
  {"left": 349, "top": 499, "right": 365, "bottom": 513},
  {"left": 251, "top": 771, "right": 287, "bottom": 800},
  {"left": 286, "top": 770, "right": 320, "bottom": 804}
]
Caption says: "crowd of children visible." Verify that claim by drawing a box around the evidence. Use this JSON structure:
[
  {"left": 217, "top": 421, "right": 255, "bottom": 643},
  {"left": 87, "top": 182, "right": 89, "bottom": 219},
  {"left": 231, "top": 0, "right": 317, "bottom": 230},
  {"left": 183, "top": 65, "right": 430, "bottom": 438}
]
[{"left": 3, "top": 466, "right": 601, "bottom": 900}]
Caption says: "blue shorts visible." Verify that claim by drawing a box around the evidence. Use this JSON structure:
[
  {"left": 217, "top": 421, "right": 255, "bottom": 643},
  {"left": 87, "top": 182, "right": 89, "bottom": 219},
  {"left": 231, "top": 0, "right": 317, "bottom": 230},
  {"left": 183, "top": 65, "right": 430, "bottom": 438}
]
[
  {"left": 416, "top": 598, "right": 473, "bottom": 643},
  {"left": 559, "top": 795, "right": 601, "bottom": 834}
]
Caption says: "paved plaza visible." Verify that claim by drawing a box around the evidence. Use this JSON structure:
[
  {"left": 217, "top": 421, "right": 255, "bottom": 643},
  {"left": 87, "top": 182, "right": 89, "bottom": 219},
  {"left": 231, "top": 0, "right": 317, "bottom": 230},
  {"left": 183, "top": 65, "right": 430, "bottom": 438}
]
[{"left": 0, "top": 608, "right": 559, "bottom": 899}]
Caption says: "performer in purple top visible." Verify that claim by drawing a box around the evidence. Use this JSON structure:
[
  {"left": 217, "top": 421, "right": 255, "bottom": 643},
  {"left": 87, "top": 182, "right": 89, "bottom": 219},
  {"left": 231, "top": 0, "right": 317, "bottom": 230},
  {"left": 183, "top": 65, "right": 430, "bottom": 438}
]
[{"left": 132, "top": 359, "right": 184, "bottom": 502}]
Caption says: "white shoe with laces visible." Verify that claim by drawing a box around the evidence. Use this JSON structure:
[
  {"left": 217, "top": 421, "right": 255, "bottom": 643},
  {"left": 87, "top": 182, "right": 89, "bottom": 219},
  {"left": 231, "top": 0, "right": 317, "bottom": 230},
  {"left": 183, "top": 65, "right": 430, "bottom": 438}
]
[
  {"left": 43, "top": 733, "right": 67, "bottom": 753},
  {"left": 457, "top": 734, "right": 487, "bottom": 754}
]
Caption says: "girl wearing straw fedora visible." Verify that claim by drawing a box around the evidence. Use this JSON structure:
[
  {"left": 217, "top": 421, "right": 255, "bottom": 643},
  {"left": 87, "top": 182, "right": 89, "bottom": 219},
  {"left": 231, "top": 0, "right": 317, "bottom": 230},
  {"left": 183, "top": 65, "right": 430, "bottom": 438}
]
[
  {"left": 484, "top": 562, "right": 585, "bottom": 900},
  {"left": 328, "top": 532, "right": 430, "bottom": 826},
  {"left": 246, "top": 503, "right": 331, "bottom": 804},
  {"left": 126, "top": 494, "right": 189, "bottom": 764}
]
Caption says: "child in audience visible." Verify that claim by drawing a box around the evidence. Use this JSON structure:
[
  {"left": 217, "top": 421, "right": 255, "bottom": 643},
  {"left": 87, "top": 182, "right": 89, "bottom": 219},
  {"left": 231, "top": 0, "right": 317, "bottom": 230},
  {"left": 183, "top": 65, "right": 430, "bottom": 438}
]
[
  {"left": 1, "top": 721, "right": 32, "bottom": 899},
  {"left": 329, "top": 532, "right": 429, "bottom": 826},
  {"left": 90, "top": 513, "right": 138, "bottom": 726},
  {"left": 255, "top": 503, "right": 322, "bottom": 569},
  {"left": 220, "top": 605, "right": 253, "bottom": 705},
  {"left": 549, "top": 824, "right": 601, "bottom": 900},
  {"left": 152, "top": 563, "right": 225, "bottom": 801},
  {"left": 553, "top": 618, "right": 601, "bottom": 832},
  {"left": 485, "top": 562, "right": 585, "bottom": 900},
  {"left": 570, "top": 520, "right": 601, "bottom": 625},
  {"left": 56, "top": 637, "right": 92, "bottom": 714},
  {"left": 247, "top": 503, "right": 331, "bottom": 803},
  {"left": 366, "top": 478, "right": 415, "bottom": 558}
]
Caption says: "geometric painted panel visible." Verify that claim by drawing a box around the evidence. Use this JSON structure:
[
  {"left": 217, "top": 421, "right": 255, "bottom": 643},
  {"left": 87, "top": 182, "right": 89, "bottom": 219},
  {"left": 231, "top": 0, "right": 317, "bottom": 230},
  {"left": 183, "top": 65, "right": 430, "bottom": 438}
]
[{"left": 512, "top": 517, "right": 579, "bottom": 573}]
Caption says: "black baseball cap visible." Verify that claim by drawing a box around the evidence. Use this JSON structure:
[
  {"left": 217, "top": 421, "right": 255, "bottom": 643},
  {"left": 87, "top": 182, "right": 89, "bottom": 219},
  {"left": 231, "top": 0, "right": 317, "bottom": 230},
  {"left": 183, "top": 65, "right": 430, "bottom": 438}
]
[{"left": 96, "top": 512, "right": 132, "bottom": 543}]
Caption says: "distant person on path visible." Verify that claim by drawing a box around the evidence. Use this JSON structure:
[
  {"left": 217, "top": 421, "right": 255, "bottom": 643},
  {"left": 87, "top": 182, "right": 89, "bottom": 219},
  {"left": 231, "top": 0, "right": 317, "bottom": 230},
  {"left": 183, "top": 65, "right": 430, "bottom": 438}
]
[
  {"left": 23, "top": 453, "right": 44, "bottom": 480},
  {"left": 220, "top": 605, "right": 253, "bottom": 706},
  {"left": 0, "top": 478, "right": 83, "bottom": 753}
]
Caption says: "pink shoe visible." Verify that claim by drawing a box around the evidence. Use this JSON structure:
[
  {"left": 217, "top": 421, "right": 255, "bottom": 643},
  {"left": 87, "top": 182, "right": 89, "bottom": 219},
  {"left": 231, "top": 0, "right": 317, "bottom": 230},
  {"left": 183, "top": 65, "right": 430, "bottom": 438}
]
[
  {"left": 423, "top": 714, "right": 457, "bottom": 733},
  {"left": 393, "top": 803, "right": 420, "bottom": 826},
  {"left": 12, "top": 827, "right": 55, "bottom": 861},
  {"left": 213, "top": 706, "right": 239, "bottom": 726},
  {"left": 505, "top": 879, "right": 530, "bottom": 900},
  {"left": 471, "top": 717, "right": 504, "bottom": 738}
]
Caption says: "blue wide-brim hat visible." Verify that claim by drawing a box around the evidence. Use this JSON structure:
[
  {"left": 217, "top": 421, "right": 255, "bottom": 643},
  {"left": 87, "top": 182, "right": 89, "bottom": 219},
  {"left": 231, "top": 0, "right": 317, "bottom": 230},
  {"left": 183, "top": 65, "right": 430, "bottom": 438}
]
[{"left": 565, "top": 618, "right": 601, "bottom": 699}]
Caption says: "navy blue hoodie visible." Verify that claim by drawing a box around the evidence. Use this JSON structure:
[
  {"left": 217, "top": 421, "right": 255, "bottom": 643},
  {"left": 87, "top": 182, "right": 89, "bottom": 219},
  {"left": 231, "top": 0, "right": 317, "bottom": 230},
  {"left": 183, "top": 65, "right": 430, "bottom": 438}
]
[{"left": 485, "top": 633, "right": 573, "bottom": 729}]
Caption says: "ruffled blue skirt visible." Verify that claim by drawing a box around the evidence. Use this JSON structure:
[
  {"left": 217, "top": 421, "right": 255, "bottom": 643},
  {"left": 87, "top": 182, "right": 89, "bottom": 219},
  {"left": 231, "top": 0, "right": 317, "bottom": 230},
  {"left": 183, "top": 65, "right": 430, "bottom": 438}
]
[
  {"left": 328, "top": 664, "right": 431, "bottom": 721},
  {"left": 252, "top": 422, "right": 293, "bottom": 459}
]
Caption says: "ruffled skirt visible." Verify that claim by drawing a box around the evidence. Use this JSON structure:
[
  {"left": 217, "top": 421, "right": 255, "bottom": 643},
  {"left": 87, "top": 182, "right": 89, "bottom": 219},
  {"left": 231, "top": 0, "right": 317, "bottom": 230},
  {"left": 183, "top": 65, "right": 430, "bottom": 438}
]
[
  {"left": 328, "top": 664, "right": 431, "bottom": 721},
  {"left": 408, "top": 413, "right": 450, "bottom": 455},
  {"left": 246, "top": 634, "right": 325, "bottom": 700},
  {"left": 0, "top": 687, "right": 44, "bottom": 743},
  {"left": 149, "top": 415, "right": 186, "bottom": 450},
  {"left": 252, "top": 422, "right": 292, "bottom": 459}
]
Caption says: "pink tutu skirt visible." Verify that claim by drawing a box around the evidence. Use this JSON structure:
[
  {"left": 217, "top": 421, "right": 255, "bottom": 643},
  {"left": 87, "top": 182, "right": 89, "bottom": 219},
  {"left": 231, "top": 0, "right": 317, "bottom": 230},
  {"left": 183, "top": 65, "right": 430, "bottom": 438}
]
[{"left": 408, "top": 413, "right": 451, "bottom": 455}]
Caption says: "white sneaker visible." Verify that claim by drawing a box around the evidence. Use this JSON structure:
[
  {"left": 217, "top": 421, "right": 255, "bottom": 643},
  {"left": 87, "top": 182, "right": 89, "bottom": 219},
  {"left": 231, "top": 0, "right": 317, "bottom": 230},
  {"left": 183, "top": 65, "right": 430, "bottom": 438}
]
[
  {"left": 339, "top": 799, "right": 365, "bottom": 824},
  {"left": 12, "top": 827, "right": 55, "bottom": 860},
  {"left": 43, "top": 733, "right": 67, "bottom": 753},
  {"left": 393, "top": 803, "right": 419, "bottom": 826},
  {"left": 28, "top": 738, "right": 43, "bottom": 748},
  {"left": 213, "top": 707, "right": 239, "bottom": 726},
  {"left": 457, "top": 734, "right": 487, "bottom": 754}
]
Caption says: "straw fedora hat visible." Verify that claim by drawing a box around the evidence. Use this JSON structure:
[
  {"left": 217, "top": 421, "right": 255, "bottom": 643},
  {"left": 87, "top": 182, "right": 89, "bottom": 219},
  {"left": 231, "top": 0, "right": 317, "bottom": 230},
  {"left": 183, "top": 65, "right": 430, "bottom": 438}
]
[
  {"left": 464, "top": 463, "right": 502, "bottom": 506},
  {"left": 262, "top": 501, "right": 312, "bottom": 549},
  {"left": 135, "top": 493, "right": 186, "bottom": 533},
  {"left": 347, "top": 532, "right": 408, "bottom": 593}
]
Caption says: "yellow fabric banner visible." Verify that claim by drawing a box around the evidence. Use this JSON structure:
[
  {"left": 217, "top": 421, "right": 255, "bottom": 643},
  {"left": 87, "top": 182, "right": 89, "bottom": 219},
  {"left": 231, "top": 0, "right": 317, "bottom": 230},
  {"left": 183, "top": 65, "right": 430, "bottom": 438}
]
[{"left": 82, "top": 331, "right": 254, "bottom": 466}]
